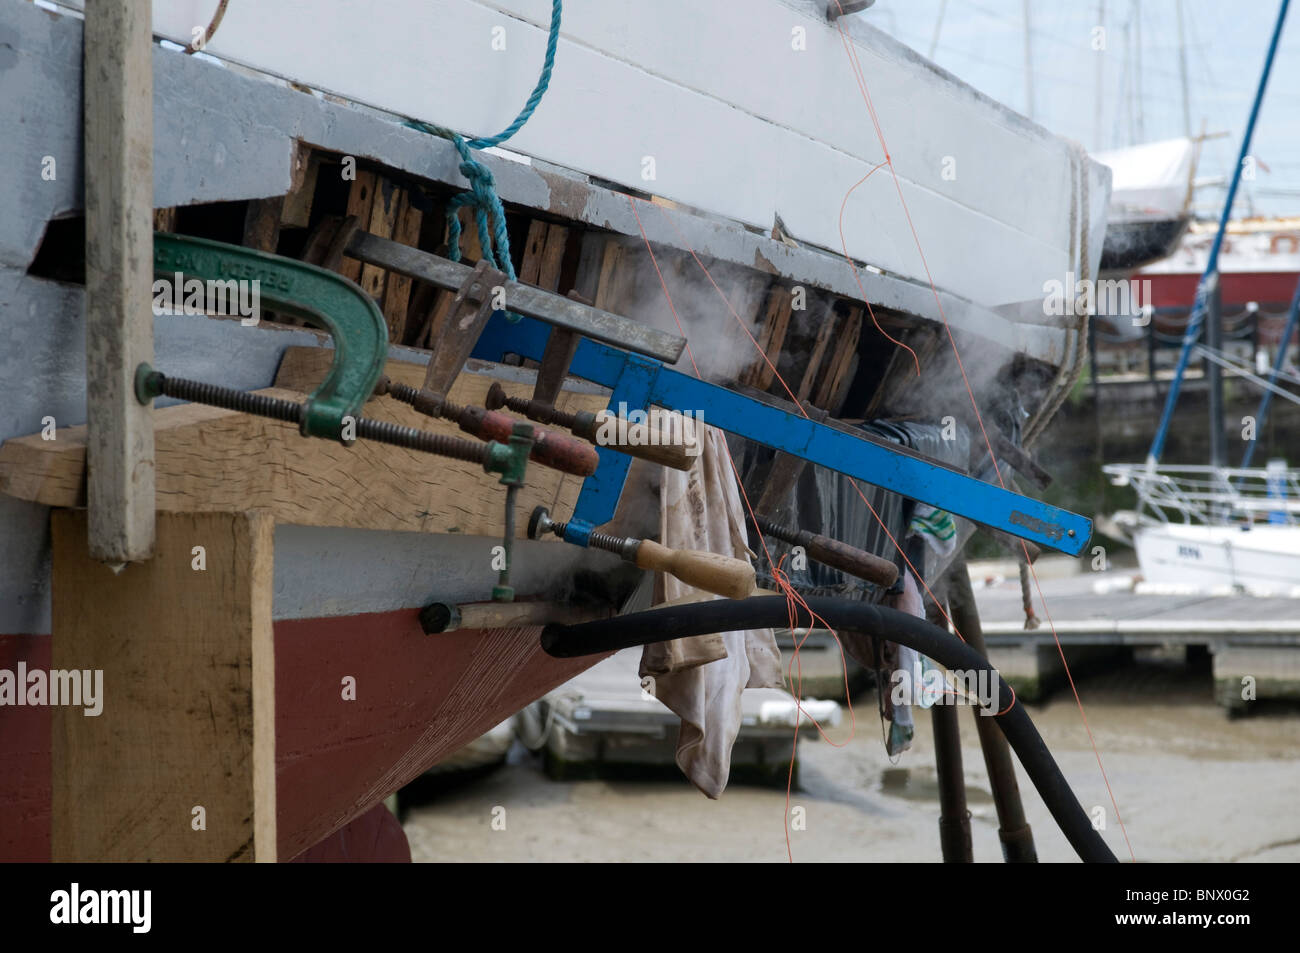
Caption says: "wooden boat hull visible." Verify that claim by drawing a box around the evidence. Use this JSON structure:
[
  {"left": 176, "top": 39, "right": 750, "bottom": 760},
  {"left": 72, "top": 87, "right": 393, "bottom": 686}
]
[{"left": 1, "top": 616, "right": 604, "bottom": 861}]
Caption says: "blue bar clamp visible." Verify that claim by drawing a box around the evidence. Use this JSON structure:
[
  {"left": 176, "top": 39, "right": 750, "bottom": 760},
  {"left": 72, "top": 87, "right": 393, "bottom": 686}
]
[{"left": 473, "top": 312, "right": 1091, "bottom": 557}]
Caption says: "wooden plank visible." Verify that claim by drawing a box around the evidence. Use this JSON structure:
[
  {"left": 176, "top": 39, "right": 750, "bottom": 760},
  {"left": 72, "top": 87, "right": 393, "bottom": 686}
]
[
  {"left": 449, "top": 206, "right": 484, "bottom": 263},
  {"left": 797, "top": 307, "right": 839, "bottom": 404},
  {"left": 281, "top": 151, "right": 320, "bottom": 228},
  {"left": 51, "top": 509, "right": 275, "bottom": 861},
  {"left": 380, "top": 188, "right": 424, "bottom": 342},
  {"left": 83, "top": 0, "right": 155, "bottom": 562},
  {"left": 339, "top": 169, "right": 377, "bottom": 282},
  {"left": 518, "top": 219, "right": 548, "bottom": 285},
  {"left": 537, "top": 223, "right": 569, "bottom": 291},
  {"left": 815, "top": 306, "right": 862, "bottom": 410},
  {"left": 0, "top": 355, "right": 604, "bottom": 536},
  {"left": 358, "top": 176, "right": 401, "bottom": 301},
  {"left": 745, "top": 285, "right": 792, "bottom": 390},
  {"left": 594, "top": 240, "right": 632, "bottom": 311},
  {"left": 242, "top": 197, "right": 283, "bottom": 253},
  {"left": 571, "top": 230, "right": 607, "bottom": 302}
]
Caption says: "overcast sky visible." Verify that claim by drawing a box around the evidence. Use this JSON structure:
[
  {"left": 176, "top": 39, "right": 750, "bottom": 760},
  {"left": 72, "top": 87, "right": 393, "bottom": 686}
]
[{"left": 865, "top": 0, "right": 1300, "bottom": 219}]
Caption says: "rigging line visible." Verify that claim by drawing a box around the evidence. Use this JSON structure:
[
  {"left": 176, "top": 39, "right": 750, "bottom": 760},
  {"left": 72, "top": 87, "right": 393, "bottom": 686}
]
[
  {"left": 828, "top": 0, "right": 1136, "bottom": 860},
  {"left": 839, "top": 163, "right": 921, "bottom": 372},
  {"left": 1195, "top": 344, "right": 1300, "bottom": 406}
]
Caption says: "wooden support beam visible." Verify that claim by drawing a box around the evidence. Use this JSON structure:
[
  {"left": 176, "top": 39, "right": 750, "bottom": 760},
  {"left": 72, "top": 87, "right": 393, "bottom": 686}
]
[
  {"left": 0, "top": 352, "right": 603, "bottom": 536},
  {"left": 83, "top": 0, "right": 155, "bottom": 562},
  {"left": 51, "top": 509, "right": 276, "bottom": 861}
]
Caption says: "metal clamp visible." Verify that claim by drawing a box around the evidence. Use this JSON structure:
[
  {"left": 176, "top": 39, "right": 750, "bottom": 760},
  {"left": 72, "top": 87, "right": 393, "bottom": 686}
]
[{"left": 152, "top": 232, "right": 388, "bottom": 440}]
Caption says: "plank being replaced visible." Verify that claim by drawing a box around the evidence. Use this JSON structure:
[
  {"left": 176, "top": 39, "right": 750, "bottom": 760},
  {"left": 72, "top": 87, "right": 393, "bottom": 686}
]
[
  {"left": 83, "top": 0, "right": 155, "bottom": 562},
  {"left": 52, "top": 510, "right": 276, "bottom": 861},
  {"left": 0, "top": 354, "right": 605, "bottom": 537}
]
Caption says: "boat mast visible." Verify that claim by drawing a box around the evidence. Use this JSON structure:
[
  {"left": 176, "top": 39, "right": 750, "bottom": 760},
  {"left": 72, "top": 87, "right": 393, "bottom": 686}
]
[
  {"left": 1146, "top": 0, "right": 1291, "bottom": 466},
  {"left": 1132, "top": 0, "right": 1144, "bottom": 142},
  {"left": 1022, "top": 0, "right": 1035, "bottom": 121},
  {"left": 1175, "top": 0, "right": 1192, "bottom": 138},
  {"left": 1094, "top": 0, "right": 1105, "bottom": 149}
]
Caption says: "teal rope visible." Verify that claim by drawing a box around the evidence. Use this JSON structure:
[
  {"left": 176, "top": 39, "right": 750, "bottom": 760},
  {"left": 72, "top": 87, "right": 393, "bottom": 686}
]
[
  {"left": 465, "top": 0, "right": 561, "bottom": 151},
  {"left": 409, "top": 0, "right": 562, "bottom": 321}
]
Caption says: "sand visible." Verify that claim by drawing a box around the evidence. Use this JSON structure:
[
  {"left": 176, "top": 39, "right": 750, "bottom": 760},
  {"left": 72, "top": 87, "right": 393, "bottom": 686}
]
[{"left": 402, "top": 657, "right": 1300, "bottom": 862}]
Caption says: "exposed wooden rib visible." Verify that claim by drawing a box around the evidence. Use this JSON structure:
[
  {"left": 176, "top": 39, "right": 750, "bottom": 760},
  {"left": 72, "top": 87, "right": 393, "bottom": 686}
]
[
  {"left": 380, "top": 187, "right": 424, "bottom": 342},
  {"left": 518, "top": 219, "right": 548, "bottom": 285},
  {"left": 242, "top": 197, "right": 283, "bottom": 253},
  {"left": 280, "top": 150, "right": 319, "bottom": 229},
  {"left": 358, "top": 176, "right": 400, "bottom": 302},
  {"left": 815, "top": 305, "right": 862, "bottom": 410},
  {"left": 537, "top": 223, "right": 569, "bottom": 291},
  {"left": 797, "top": 307, "right": 839, "bottom": 404},
  {"left": 339, "top": 169, "right": 377, "bottom": 283},
  {"left": 745, "top": 284, "right": 792, "bottom": 390},
  {"left": 414, "top": 207, "right": 484, "bottom": 349}
]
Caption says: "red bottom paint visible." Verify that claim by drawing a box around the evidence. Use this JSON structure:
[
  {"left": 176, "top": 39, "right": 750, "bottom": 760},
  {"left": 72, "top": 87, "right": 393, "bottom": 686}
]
[
  {"left": 0, "top": 612, "right": 601, "bottom": 862},
  {"left": 291, "top": 803, "right": 410, "bottom": 863}
]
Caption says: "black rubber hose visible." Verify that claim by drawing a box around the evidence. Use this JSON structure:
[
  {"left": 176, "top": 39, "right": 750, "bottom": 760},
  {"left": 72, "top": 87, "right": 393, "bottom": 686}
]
[{"left": 541, "top": 595, "right": 1117, "bottom": 864}]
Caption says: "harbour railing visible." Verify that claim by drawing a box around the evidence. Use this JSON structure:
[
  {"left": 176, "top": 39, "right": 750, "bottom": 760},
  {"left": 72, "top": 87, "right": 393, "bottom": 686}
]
[{"left": 1103, "top": 462, "right": 1300, "bottom": 525}]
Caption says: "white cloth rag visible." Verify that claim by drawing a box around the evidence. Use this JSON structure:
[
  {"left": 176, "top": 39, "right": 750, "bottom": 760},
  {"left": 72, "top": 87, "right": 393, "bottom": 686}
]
[{"left": 639, "top": 425, "right": 782, "bottom": 798}]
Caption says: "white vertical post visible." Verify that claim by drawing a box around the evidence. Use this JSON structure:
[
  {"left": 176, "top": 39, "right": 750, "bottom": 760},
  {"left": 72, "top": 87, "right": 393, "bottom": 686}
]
[{"left": 84, "top": 0, "right": 155, "bottom": 562}]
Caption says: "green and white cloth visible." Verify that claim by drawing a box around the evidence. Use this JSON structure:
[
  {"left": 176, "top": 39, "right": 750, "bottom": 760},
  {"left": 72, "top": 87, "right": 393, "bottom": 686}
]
[{"left": 908, "top": 503, "right": 956, "bottom": 557}]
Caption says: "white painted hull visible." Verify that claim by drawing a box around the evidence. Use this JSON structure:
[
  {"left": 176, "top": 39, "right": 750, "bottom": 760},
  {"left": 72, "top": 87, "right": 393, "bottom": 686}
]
[
  {"left": 1133, "top": 523, "right": 1300, "bottom": 594},
  {"left": 59, "top": 0, "right": 1110, "bottom": 312}
]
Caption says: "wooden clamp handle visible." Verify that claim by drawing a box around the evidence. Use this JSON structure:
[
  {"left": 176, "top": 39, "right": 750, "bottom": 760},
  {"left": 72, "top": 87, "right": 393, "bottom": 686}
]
[
  {"left": 590, "top": 410, "right": 698, "bottom": 472},
  {"left": 634, "top": 539, "right": 755, "bottom": 600},
  {"left": 462, "top": 407, "right": 599, "bottom": 477},
  {"left": 801, "top": 531, "right": 899, "bottom": 588}
]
